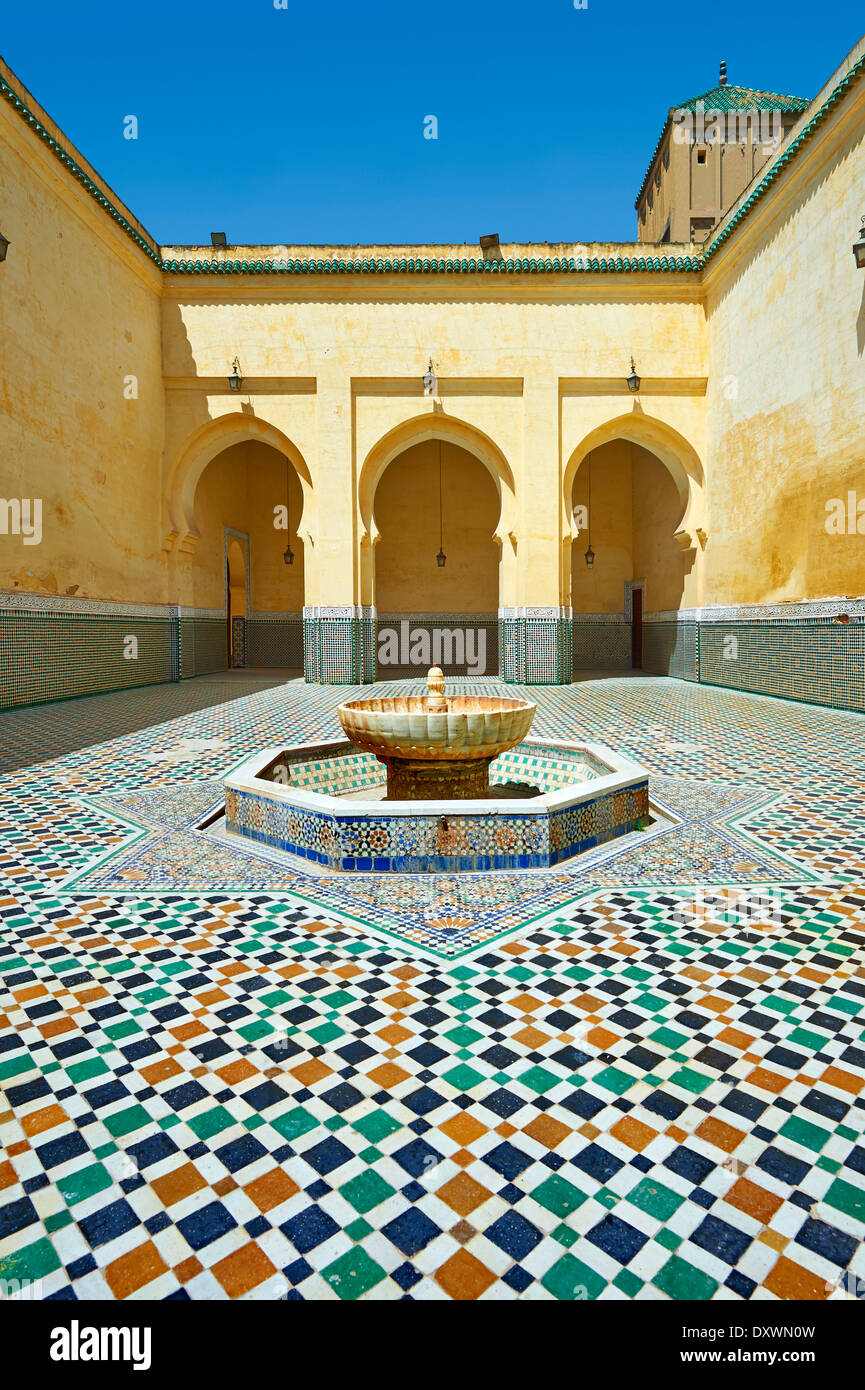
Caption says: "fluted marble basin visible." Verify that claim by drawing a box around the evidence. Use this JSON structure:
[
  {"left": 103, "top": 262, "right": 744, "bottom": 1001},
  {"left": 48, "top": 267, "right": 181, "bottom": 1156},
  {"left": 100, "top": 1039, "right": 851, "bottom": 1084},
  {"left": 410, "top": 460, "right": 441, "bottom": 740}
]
[
  {"left": 337, "top": 694, "right": 536, "bottom": 760},
  {"left": 337, "top": 669, "right": 536, "bottom": 799}
]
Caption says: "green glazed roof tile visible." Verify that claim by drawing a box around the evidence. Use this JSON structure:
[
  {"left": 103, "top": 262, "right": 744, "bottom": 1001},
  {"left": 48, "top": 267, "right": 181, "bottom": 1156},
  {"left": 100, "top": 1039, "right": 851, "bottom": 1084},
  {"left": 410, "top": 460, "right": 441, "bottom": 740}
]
[
  {"left": 2, "top": 55, "right": 864, "bottom": 278},
  {"left": 672, "top": 83, "right": 810, "bottom": 114}
]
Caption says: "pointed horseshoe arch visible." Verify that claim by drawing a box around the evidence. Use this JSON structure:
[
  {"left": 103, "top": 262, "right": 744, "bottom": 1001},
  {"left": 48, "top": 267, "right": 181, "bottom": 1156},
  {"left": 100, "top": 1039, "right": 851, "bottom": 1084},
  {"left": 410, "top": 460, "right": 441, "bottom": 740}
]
[
  {"left": 358, "top": 413, "right": 517, "bottom": 551},
  {"left": 562, "top": 413, "right": 706, "bottom": 550},
  {"left": 164, "top": 414, "right": 313, "bottom": 550}
]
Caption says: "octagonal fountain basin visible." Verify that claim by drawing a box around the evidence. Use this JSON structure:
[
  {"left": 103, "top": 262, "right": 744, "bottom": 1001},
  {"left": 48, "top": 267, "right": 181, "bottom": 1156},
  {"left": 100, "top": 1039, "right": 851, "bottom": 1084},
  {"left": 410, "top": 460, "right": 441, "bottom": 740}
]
[
  {"left": 337, "top": 666, "right": 537, "bottom": 800},
  {"left": 223, "top": 735, "right": 649, "bottom": 874}
]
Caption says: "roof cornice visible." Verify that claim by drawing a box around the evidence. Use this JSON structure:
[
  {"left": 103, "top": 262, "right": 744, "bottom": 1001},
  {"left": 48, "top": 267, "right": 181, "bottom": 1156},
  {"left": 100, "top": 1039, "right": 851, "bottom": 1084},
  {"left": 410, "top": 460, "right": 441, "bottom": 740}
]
[
  {"left": 159, "top": 253, "right": 701, "bottom": 274},
  {"left": 700, "top": 48, "right": 865, "bottom": 265},
  {"left": 0, "top": 69, "right": 161, "bottom": 265},
  {"left": 1, "top": 48, "right": 863, "bottom": 279}
]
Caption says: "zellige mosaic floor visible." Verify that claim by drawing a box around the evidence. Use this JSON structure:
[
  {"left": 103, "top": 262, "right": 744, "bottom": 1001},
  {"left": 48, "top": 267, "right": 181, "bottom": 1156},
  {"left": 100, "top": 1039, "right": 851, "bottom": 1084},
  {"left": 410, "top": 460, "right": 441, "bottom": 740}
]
[{"left": 1, "top": 676, "right": 864, "bottom": 1301}]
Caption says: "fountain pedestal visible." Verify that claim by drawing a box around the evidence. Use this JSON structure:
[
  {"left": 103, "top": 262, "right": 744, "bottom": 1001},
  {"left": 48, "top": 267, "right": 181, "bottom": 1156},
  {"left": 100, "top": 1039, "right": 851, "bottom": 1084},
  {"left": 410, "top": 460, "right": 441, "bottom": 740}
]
[
  {"left": 381, "top": 754, "right": 494, "bottom": 801},
  {"left": 336, "top": 667, "right": 538, "bottom": 803}
]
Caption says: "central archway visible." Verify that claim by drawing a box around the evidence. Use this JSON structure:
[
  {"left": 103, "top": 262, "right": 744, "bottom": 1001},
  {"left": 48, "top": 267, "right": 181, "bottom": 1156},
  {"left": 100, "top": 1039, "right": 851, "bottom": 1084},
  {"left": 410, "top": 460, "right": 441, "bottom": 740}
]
[{"left": 360, "top": 414, "right": 516, "bottom": 680}]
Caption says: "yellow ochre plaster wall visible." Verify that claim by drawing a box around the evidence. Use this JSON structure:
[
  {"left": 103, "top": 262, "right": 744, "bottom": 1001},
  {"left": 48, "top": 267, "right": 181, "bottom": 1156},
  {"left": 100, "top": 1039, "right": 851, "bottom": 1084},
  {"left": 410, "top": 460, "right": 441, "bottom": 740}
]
[
  {"left": 373, "top": 440, "right": 500, "bottom": 613},
  {"left": 2, "top": 38, "right": 864, "bottom": 628},
  {"left": 702, "top": 50, "right": 865, "bottom": 608},
  {"left": 0, "top": 60, "right": 164, "bottom": 606}
]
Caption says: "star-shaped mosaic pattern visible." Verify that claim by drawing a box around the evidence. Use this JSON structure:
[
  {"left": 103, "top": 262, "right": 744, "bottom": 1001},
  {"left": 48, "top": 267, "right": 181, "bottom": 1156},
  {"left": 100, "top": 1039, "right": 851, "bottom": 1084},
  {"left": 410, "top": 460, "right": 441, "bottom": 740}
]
[{"left": 1, "top": 675, "right": 864, "bottom": 1300}]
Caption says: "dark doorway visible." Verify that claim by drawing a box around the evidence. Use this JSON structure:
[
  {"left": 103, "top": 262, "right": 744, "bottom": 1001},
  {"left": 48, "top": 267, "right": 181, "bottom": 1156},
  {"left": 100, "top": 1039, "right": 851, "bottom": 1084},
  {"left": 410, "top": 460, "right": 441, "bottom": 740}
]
[{"left": 631, "top": 588, "right": 643, "bottom": 669}]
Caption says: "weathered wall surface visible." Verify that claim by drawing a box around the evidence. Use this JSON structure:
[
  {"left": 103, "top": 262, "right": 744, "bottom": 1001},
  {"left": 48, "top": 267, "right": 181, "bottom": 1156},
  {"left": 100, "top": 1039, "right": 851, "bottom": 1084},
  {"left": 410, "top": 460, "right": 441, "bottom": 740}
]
[
  {"left": 0, "top": 61, "right": 164, "bottom": 606},
  {"left": 2, "top": 41, "right": 864, "bottom": 701},
  {"left": 373, "top": 440, "right": 500, "bottom": 613},
  {"left": 703, "top": 73, "right": 865, "bottom": 608}
]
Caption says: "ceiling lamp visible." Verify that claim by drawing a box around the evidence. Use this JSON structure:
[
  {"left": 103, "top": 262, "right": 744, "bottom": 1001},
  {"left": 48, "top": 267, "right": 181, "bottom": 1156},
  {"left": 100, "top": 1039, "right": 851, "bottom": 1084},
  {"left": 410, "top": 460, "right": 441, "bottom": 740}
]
[
  {"left": 436, "top": 438, "right": 446, "bottom": 567},
  {"left": 584, "top": 454, "right": 594, "bottom": 569},
  {"left": 228, "top": 357, "right": 243, "bottom": 392},
  {"left": 283, "top": 459, "right": 294, "bottom": 564},
  {"left": 626, "top": 356, "right": 641, "bottom": 392},
  {"left": 853, "top": 216, "right": 865, "bottom": 269}
]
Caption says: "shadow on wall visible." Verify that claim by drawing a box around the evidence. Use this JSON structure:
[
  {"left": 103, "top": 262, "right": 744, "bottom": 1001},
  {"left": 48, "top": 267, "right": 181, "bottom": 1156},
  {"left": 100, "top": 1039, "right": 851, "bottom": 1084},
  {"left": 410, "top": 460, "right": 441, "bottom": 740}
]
[
  {"left": 191, "top": 441, "right": 306, "bottom": 615},
  {"left": 373, "top": 438, "right": 501, "bottom": 613},
  {"left": 571, "top": 439, "right": 686, "bottom": 615}
]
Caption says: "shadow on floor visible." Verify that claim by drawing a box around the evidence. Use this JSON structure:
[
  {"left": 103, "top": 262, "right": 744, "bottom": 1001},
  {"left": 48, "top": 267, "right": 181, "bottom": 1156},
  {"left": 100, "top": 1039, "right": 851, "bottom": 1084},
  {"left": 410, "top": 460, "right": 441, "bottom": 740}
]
[
  {"left": 572, "top": 668, "right": 656, "bottom": 683},
  {"left": 0, "top": 670, "right": 303, "bottom": 775}
]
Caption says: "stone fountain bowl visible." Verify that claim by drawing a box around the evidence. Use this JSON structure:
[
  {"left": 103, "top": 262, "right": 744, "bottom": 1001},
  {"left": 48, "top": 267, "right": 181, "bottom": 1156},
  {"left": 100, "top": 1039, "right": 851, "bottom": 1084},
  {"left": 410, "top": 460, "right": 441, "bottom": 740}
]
[{"left": 336, "top": 694, "right": 537, "bottom": 761}]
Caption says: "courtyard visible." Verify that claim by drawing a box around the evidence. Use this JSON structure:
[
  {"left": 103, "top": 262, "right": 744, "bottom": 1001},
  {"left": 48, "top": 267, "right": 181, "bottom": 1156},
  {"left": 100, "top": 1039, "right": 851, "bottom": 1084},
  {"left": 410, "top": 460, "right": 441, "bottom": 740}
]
[{"left": 1, "top": 673, "right": 863, "bottom": 1302}]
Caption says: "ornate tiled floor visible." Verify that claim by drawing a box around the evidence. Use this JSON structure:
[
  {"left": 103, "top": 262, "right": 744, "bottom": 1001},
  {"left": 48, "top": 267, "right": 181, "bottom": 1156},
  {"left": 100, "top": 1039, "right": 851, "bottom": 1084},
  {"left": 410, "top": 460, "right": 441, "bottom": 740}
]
[{"left": 1, "top": 676, "right": 864, "bottom": 1301}]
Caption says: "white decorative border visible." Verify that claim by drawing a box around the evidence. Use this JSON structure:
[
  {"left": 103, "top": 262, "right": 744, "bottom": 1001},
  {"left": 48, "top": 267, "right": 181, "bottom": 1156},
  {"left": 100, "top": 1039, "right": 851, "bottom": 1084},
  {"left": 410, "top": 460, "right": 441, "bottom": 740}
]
[
  {"left": 178, "top": 607, "right": 224, "bottom": 620},
  {"left": 378, "top": 611, "right": 498, "bottom": 623},
  {"left": 498, "top": 607, "right": 571, "bottom": 619},
  {"left": 0, "top": 589, "right": 176, "bottom": 618},
  {"left": 0, "top": 590, "right": 229, "bottom": 621},
  {"left": 302, "top": 605, "right": 377, "bottom": 619},
  {"left": 645, "top": 596, "right": 865, "bottom": 623}
]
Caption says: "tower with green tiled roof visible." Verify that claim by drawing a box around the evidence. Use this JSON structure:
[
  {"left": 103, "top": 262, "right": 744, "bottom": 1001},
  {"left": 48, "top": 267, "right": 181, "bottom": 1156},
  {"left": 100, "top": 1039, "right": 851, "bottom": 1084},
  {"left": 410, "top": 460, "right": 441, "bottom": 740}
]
[{"left": 636, "top": 61, "right": 810, "bottom": 244}]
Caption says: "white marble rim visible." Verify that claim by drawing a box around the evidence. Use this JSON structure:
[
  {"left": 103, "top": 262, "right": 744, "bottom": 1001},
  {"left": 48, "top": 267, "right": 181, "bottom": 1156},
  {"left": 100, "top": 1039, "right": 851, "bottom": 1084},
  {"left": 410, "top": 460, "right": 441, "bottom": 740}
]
[{"left": 223, "top": 736, "right": 648, "bottom": 818}]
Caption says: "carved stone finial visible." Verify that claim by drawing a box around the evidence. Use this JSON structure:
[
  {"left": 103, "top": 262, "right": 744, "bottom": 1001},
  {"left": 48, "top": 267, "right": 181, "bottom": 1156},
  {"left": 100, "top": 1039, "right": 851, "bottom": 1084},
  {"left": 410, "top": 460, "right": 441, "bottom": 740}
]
[{"left": 426, "top": 666, "right": 447, "bottom": 711}]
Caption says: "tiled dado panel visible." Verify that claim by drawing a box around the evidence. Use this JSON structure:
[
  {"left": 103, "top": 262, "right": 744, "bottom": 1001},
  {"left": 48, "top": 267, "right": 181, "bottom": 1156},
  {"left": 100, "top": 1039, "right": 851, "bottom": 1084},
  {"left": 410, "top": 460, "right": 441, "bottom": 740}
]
[
  {"left": 500, "top": 614, "right": 571, "bottom": 684},
  {"left": 0, "top": 610, "right": 176, "bottom": 709},
  {"left": 641, "top": 621, "right": 699, "bottom": 682},
  {"left": 572, "top": 622, "right": 631, "bottom": 673},
  {"left": 303, "top": 612, "right": 369, "bottom": 684},
  {"left": 699, "top": 620, "right": 865, "bottom": 712},
  {"left": 230, "top": 617, "right": 246, "bottom": 669},
  {"left": 245, "top": 617, "right": 304, "bottom": 670},
  {"left": 178, "top": 618, "right": 227, "bottom": 679}
]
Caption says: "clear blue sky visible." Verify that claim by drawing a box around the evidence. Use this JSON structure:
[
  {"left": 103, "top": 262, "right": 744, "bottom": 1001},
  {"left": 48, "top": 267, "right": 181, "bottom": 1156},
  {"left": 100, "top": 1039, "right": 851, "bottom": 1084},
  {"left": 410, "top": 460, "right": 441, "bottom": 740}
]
[{"left": 2, "top": 1, "right": 861, "bottom": 245}]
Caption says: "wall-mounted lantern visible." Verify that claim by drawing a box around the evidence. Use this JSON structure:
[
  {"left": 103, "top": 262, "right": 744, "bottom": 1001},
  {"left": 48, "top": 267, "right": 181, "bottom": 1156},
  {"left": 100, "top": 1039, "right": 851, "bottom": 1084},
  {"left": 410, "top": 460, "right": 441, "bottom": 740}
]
[
  {"left": 0, "top": 231, "right": 9, "bottom": 262},
  {"left": 423, "top": 360, "right": 438, "bottom": 397},
  {"left": 626, "top": 356, "right": 641, "bottom": 392},
  {"left": 228, "top": 357, "right": 243, "bottom": 392},
  {"left": 853, "top": 217, "right": 865, "bottom": 269}
]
